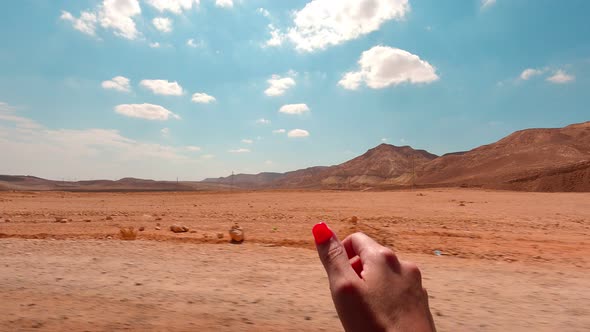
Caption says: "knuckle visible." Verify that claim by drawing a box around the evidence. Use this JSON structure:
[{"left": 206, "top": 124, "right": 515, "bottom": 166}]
[
  {"left": 349, "top": 232, "right": 365, "bottom": 242},
  {"left": 377, "top": 247, "right": 398, "bottom": 262},
  {"left": 404, "top": 262, "right": 423, "bottom": 282},
  {"left": 331, "top": 279, "right": 360, "bottom": 297}
]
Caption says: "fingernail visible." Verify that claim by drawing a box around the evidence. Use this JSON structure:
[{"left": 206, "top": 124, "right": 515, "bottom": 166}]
[{"left": 312, "top": 222, "right": 333, "bottom": 245}]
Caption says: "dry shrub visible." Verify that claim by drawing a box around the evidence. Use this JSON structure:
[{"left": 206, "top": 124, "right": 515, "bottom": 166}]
[{"left": 119, "top": 227, "right": 137, "bottom": 240}]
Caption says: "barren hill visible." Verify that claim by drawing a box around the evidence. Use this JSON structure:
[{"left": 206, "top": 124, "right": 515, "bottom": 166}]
[
  {"left": 416, "top": 121, "right": 590, "bottom": 189},
  {"left": 0, "top": 176, "right": 217, "bottom": 192},
  {"left": 202, "top": 172, "right": 284, "bottom": 188},
  {"left": 205, "top": 144, "right": 438, "bottom": 189},
  {"left": 282, "top": 144, "right": 437, "bottom": 188}
]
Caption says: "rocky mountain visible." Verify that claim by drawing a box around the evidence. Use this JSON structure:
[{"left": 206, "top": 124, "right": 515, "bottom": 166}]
[
  {"left": 203, "top": 121, "right": 590, "bottom": 192},
  {"left": 204, "top": 144, "right": 438, "bottom": 189},
  {"left": 415, "top": 121, "right": 590, "bottom": 189}
]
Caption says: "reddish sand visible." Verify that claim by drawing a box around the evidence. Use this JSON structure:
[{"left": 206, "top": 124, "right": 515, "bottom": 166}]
[{"left": 1, "top": 189, "right": 589, "bottom": 331}]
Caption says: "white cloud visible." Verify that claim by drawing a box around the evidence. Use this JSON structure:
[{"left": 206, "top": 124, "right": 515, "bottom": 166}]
[
  {"left": 115, "top": 103, "right": 181, "bottom": 120},
  {"left": 257, "top": 8, "right": 270, "bottom": 17},
  {"left": 152, "top": 17, "right": 172, "bottom": 32},
  {"left": 145, "top": 0, "right": 199, "bottom": 14},
  {"left": 161, "top": 127, "right": 170, "bottom": 137},
  {"left": 201, "top": 154, "right": 214, "bottom": 159},
  {"left": 546, "top": 70, "right": 575, "bottom": 84},
  {"left": 266, "top": 24, "right": 284, "bottom": 47},
  {"left": 481, "top": 0, "right": 496, "bottom": 9},
  {"left": 381, "top": 138, "right": 388, "bottom": 142},
  {"left": 186, "top": 146, "right": 201, "bottom": 152},
  {"left": 149, "top": 42, "right": 161, "bottom": 48},
  {"left": 61, "top": 0, "right": 142, "bottom": 40},
  {"left": 241, "top": 139, "right": 253, "bottom": 144},
  {"left": 264, "top": 160, "right": 273, "bottom": 165},
  {"left": 339, "top": 46, "right": 439, "bottom": 90},
  {"left": 520, "top": 68, "right": 544, "bottom": 80},
  {"left": 276, "top": 0, "right": 410, "bottom": 52},
  {"left": 229, "top": 148, "right": 250, "bottom": 153},
  {"left": 99, "top": 0, "right": 142, "bottom": 40},
  {"left": 0, "top": 102, "right": 41, "bottom": 129},
  {"left": 256, "top": 118, "right": 271, "bottom": 125},
  {"left": 279, "top": 103, "right": 310, "bottom": 115},
  {"left": 101, "top": 76, "right": 131, "bottom": 92},
  {"left": 288, "top": 129, "right": 310, "bottom": 138},
  {"left": 272, "top": 129, "right": 286, "bottom": 134},
  {"left": 186, "top": 38, "right": 203, "bottom": 48},
  {"left": 140, "top": 79, "right": 184, "bottom": 96},
  {"left": 338, "top": 72, "right": 363, "bottom": 90},
  {"left": 215, "top": 0, "right": 233, "bottom": 8},
  {"left": 191, "top": 92, "right": 216, "bottom": 104},
  {"left": 0, "top": 103, "right": 206, "bottom": 180},
  {"left": 265, "top": 75, "right": 296, "bottom": 96},
  {"left": 60, "top": 10, "right": 98, "bottom": 36}
]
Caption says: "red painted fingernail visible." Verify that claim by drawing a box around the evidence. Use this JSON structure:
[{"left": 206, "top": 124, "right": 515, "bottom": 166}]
[{"left": 312, "top": 222, "right": 333, "bottom": 245}]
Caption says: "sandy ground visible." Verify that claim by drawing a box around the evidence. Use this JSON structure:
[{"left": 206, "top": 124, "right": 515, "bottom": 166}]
[{"left": 0, "top": 189, "right": 589, "bottom": 331}]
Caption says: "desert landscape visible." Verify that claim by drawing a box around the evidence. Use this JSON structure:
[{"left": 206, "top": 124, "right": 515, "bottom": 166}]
[
  {"left": 1, "top": 122, "right": 590, "bottom": 331},
  {"left": 1, "top": 189, "right": 589, "bottom": 331},
  {"left": 3, "top": 1, "right": 589, "bottom": 331}
]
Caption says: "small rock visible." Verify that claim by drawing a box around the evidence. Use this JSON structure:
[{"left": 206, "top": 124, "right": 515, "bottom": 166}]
[
  {"left": 55, "top": 217, "right": 68, "bottom": 223},
  {"left": 170, "top": 224, "right": 189, "bottom": 233},
  {"left": 84, "top": 219, "right": 92, "bottom": 222},
  {"left": 229, "top": 223, "right": 244, "bottom": 243},
  {"left": 134, "top": 282, "right": 143, "bottom": 286},
  {"left": 5, "top": 218, "right": 11, "bottom": 223},
  {"left": 217, "top": 232, "right": 224, "bottom": 239},
  {"left": 138, "top": 226, "right": 145, "bottom": 232},
  {"left": 349, "top": 216, "right": 358, "bottom": 225},
  {"left": 459, "top": 203, "right": 466, "bottom": 207},
  {"left": 106, "top": 216, "right": 113, "bottom": 220},
  {"left": 189, "top": 230, "right": 197, "bottom": 234},
  {"left": 155, "top": 226, "right": 161, "bottom": 230},
  {"left": 155, "top": 217, "right": 162, "bottom": 221},
  {"left": 304, "top": 316, "right": 312, "bottom": 321}
]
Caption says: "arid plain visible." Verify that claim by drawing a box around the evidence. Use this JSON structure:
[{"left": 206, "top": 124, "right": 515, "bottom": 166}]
[{"left": 1, "top": 189, "right": 589, "bottom": 331}]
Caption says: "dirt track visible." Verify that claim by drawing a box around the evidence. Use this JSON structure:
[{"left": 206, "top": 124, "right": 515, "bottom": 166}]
[{"left": 1, "top": 189, "right": 589, "bottom": 331}]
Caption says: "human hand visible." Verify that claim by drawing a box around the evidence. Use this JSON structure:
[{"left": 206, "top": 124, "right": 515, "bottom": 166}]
[{"left": 312, "top": 222, "right": 436, "bottom": 332}]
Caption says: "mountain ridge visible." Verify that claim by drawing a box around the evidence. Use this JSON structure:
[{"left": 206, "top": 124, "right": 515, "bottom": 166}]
[{"left": 1, "top": 121, "right": 589, "bottom": 192}]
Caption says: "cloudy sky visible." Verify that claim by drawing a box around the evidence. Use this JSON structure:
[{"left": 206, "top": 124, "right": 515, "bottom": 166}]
[{"left": 1, "top": 0, "right": 589, "bottom": 180}]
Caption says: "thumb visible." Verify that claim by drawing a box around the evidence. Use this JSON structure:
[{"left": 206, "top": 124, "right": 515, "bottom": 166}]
[{"left": 312, "top": 222, "right": 357, "bottom": 285}]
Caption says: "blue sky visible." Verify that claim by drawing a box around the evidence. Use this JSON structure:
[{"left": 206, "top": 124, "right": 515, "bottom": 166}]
[{"left": 1, "top": 0, "right": 589, "bottom": 180}]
